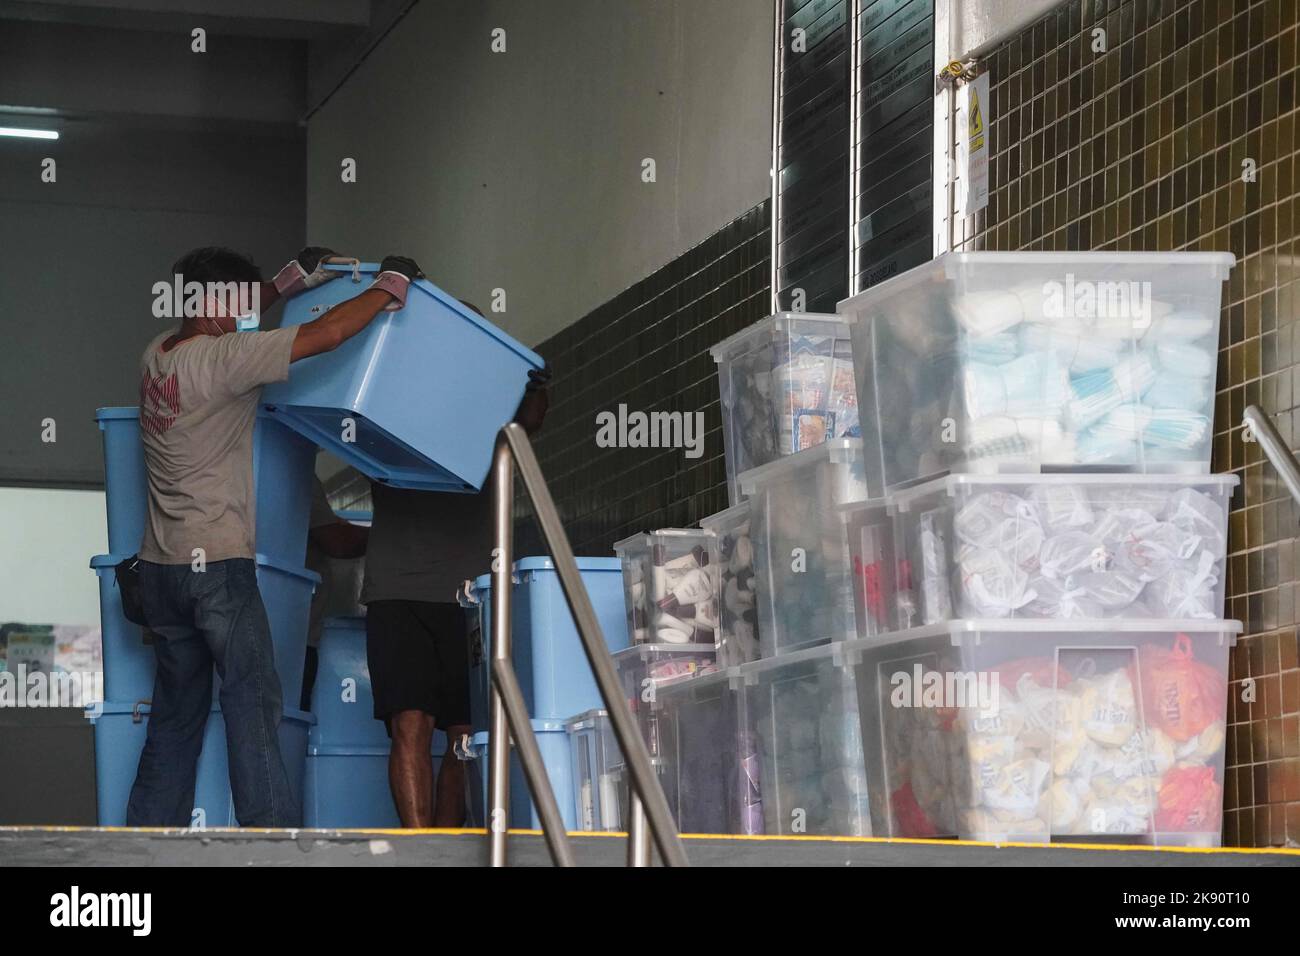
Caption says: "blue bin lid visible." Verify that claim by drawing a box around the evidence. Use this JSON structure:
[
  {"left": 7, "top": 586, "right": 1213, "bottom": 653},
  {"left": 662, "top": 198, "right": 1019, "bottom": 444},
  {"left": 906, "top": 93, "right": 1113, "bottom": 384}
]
[
  {"left": 468, "top": 556, "right": 621, "bottom": 591},
  {"left": 88, "top": 700, "right": 314, "bottom": 724},
  {"left": 93, "top": 552, "right": 318, "bottom": 586},
  {"left": 514, "top": 556, "right": 621, "bottom": 573},
  {"left": 95, "top": 406, "right": 139, "bottom": 422}
]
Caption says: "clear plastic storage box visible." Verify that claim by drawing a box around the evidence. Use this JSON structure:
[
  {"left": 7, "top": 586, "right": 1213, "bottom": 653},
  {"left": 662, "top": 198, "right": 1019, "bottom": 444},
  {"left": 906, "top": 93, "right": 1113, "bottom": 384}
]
[
  {"left": 611, "top": 643, "right": 717, "bottom": 757},
  {"left": 739, "top": 439, "right": 872, "bottom": 656},
  {"left": 890, "top": 474, "right": 1236, "bottom": 627},
  {"left": 745, "top": 642, "right": 872, "bottom": 836},
  {"left": 565, "top": 710, "right": 624, "bottom": 832},
  {"left": 840, "top": 499, "right": 899, "bottom": 638},
  {"left": 710, "top": 312, "right": 862, "bottom": 503},
  {"left": 699, "top": 502, "right": 762, "bottom": 666},
  {"left": 840, "top": 252, "right": 1235, "bottom": 491},
  {"left": 851, "top": 619, "right": 1239, "bottom": 846},
  {"left": 656, "top": 667, "right": 763, "bottom": 835},
  {"left": 613, "top": 530, "right": 716, "bottom": 646}
]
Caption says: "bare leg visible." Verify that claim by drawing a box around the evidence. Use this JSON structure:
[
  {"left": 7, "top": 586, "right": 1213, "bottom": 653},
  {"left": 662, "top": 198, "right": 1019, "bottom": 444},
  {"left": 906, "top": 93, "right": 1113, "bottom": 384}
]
[
  {"left": 433, "top": 723, "right": 471, "bottom": 827},
  {"left": 388, "top": 709, "right": 435, "bottom": 828}
]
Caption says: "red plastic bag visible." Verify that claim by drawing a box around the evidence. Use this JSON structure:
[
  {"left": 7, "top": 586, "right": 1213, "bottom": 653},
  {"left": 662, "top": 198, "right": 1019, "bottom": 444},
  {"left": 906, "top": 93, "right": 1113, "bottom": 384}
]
[
  {"left": 1155, "top": 766, "right": 1222, "bottom": 832},
  {"left": 891, "top": 781, "right": 941, "bottom": 838},
  {"left": 1139, "top": 634, "right": 1226, "bottom": 742}
]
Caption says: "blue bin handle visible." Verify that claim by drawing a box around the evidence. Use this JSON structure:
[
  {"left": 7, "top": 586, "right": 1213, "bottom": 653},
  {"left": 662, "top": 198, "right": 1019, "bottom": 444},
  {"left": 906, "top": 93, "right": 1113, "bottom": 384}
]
[{"left": 323, "top": 255, "right": 362, "bottom": 283}]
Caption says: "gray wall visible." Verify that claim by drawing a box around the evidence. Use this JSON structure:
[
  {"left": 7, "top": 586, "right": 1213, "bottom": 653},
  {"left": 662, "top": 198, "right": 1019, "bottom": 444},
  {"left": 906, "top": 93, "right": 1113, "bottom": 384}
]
[
  {"left": 306, "top": 0, "right": 775, "bottom": 347},
  {"left": 0, "top": 20, "right": 307, "bottom": 486}
]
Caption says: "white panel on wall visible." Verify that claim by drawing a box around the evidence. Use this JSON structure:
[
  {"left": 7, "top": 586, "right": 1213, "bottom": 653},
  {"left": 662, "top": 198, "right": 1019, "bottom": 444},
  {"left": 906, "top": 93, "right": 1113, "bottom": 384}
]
[{"left": 0, "top": 488, "right": 107, "bottom": 627}]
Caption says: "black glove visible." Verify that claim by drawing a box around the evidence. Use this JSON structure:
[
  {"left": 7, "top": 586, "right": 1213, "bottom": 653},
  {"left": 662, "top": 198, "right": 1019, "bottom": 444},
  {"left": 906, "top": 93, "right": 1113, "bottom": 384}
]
[
  {"left": 379, "top": 255, "right": 425, "bottom": 280},
  {"left": 526, "top": 364, "right": 553, "bottom": 392},
  {"left": 296, "top": 246, "right": 335, "bottom": 274}
]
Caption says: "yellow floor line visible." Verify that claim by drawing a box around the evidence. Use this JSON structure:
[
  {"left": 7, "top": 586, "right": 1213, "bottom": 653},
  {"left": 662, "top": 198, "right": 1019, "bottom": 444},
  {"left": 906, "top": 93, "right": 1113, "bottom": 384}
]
[{"left": 2, "top": 824, "right": 1296, "bottom": 856}]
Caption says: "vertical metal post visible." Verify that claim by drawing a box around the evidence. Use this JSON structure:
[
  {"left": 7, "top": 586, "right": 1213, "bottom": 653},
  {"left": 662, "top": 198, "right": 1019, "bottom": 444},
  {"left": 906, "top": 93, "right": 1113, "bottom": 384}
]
[
  {"left": 627, "top": 791, "right": 651, "bottom": 867},
  {"left": 487, "top": 435, "right": 514, "bottom": 867},
  {"left": 769, "top": 0, "right": 783, "bottom": 313},
  {"left": 848, "top": 0, "right": 862, "bottom": 295}
]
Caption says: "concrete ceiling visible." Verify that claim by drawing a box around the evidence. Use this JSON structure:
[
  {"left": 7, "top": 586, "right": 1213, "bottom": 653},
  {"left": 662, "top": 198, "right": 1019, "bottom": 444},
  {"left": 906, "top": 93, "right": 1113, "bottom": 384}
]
[
  {"left": 0, "top": 0, "right": 372, "bottom": 38},
  {"left": 0, "top": 0, "right": 412, "bottom": 126}
]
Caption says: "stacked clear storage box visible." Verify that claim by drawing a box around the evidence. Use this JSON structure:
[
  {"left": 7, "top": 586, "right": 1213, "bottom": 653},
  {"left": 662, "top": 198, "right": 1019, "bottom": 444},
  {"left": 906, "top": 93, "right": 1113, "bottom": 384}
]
[
  {"left": 840, "top": 252, "right": 1236, "bottom": 492},
  {"left": 835, "top": 250, "right": 1240, "bottom": 848},
  {"left": 699, "top": 501, "right": 763, "bottom": 666},
  {"left": 655, "top": 667, "right": 763, "bottom": 835},
  {"left": 710, "top": 313, "right": 863, "bottom": 503},
  {"left": 888, "top": 474, "right": 1236, "bottom": 627},
  {"left": 738, "top": 438, "right": 873, "bottom": 657},
  {"left": 745, "top": 642, "right": 871, "bottom": 836},
  {"left": 850, "top": 619, "right": 1239, "bottom": 846}
]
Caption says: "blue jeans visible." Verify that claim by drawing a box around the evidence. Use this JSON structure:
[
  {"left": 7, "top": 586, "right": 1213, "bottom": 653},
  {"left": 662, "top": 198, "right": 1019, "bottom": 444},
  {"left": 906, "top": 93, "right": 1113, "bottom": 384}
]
[{"left": 126, "top": 558, "right": 300, "bottom": 827}]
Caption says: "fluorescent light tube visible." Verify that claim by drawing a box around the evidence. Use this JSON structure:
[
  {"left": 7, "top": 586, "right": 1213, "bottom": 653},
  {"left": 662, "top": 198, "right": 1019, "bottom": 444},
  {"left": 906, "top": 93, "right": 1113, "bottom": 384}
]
[{"left": 0, "top": 127, "right": 59, "bottom": 140}]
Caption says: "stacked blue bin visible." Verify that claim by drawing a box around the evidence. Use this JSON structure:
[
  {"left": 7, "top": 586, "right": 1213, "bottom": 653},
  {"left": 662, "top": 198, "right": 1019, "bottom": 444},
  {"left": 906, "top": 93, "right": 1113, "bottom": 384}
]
[
  {"left": 304, "top": 615, "right": 449, "bottom": 828},
  {"left": 458, "top": 557, "right": 629, "bottom": 829},
  {"left": 90, "top": 406, "right": 319, "bottom": 826}
]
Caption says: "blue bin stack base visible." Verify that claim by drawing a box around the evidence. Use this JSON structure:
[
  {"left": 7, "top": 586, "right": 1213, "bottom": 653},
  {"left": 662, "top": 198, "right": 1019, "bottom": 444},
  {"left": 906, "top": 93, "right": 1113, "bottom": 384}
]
[
  {"left": 462, "top": 557, "right": 629, "bottom": 734},
  {"left": 261, "top": 262, "right": 545, "bottom": 492},
  {"left": 89, "top": 701, "right": 313, "bottom": 827},
  {"left": 91, "top": 553, "right": 319, "bottom": 708},
  {"left": 303, "top": 616, "right": 448, "bottom": 829},
  {"left": 467, "top": 721, "right": 575, "bottom": 831}
]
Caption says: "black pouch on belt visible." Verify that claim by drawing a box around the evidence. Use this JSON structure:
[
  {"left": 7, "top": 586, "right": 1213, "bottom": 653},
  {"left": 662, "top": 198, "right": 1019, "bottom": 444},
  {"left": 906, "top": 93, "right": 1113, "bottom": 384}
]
[{"left": 114, "top": 554, "right": 149, "bottom": 628}]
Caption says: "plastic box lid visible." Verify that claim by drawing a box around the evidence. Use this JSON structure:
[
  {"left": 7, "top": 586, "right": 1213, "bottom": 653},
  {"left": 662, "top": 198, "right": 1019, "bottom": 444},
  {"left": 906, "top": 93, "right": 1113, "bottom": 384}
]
[
  {"left": 849, "top": 617, "right": 1243, "bottom": 653},
  {"left": 612, "top": 529, "right": 711, "bottom": 553},
  {"left": 708, "top": 312, "right": 847, "bottom": 363},
  {"left": 837, "top": 251, "right": 1237, "bottom": 316},
  {"left": 736, "top": 437, "right": 863, "bottom": 496},
  {"left": 611, "top": 642, "right": 716, "bottom": 663},
  {"left": 890, "top": 471, "right": 1240, "bottom": 512}
]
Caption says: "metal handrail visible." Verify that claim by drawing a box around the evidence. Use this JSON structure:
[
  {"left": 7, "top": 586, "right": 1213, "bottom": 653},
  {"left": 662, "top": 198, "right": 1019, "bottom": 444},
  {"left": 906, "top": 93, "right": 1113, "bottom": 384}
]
[
  {"left": 487, "top": 423, "right": 690, "bottom": 867},
  {"left": 1243, "top": 405, "right": 1300, "bottom": 510}
]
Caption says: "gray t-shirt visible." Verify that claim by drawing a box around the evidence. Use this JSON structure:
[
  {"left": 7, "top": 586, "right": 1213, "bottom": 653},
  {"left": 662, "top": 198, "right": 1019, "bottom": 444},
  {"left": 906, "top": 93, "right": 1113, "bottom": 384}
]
[
  {"left": 138, "top": 326, "right": 298, "bottom": 564},
  {"left": 360, "top": 485, "right": 492, "bottom": 605}
]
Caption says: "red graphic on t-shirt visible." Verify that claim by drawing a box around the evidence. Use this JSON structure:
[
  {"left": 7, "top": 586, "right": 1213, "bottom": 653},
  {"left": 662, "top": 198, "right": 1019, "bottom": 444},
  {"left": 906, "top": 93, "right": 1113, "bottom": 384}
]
[{"left": 140, "top": 371, "right": 181, "bottom": 436}]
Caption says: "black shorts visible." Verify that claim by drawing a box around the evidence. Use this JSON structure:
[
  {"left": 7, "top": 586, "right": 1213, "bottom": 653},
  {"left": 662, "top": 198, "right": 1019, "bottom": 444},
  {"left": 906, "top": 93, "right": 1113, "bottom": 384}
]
[{"left": 365, "top": 600, "right": 471, "bottom": 731}]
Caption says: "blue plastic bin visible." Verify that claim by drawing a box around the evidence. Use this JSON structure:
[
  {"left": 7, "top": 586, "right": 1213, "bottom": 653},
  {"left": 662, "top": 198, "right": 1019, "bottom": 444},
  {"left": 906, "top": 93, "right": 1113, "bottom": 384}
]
[
  {"left": 260, "top": 263, "right": 544, "bottom": 493},
  {"left": 96, "top": 407, "right": 316, "bottom": 563},
  {"left": 310, "top": 615, "right": 388, "bottom": 749},
  {"left": 466, "top": 721, "right": 574, "bottom": 830},
  {"left": 303, "top": 735, "right": 448, "bottom": 829},
  {"left": 91, "top": 552, "right": 319, "bottom": 707},
  {"left": 460, "top": 557, "right": 629, "bottom": 732},
  {"left": 89, "top": 700, "right": 312, "bottom": 827}
]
